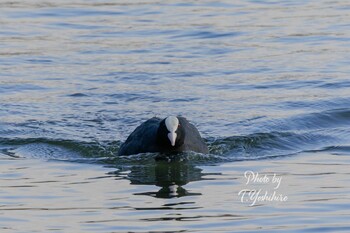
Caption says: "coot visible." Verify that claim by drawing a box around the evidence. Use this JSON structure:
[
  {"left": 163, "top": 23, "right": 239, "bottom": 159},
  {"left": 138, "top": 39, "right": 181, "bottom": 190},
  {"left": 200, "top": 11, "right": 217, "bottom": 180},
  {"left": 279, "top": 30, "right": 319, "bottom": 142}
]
[{"left": 118, "top": 116, "right": 209, "bottom": 156}]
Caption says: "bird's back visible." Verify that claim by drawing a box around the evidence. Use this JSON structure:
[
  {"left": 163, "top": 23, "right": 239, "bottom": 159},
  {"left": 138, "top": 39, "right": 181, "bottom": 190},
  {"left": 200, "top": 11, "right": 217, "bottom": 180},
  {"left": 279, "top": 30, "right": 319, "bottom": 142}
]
[
  {"left": 118, "top": 117, "right": 161, "bottom": 156},
  {"left": 178, "top": 117, "right": 209, "bottom": 154}
]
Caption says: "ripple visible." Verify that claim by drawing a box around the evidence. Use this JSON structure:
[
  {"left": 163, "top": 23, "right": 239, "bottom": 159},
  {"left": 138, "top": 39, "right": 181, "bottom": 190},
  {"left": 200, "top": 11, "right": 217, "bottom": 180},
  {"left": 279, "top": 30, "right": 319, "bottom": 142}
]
[
  {"left": 0, "top": 127, "right": 338, "bottom": 164},
  {"left": 8, "top": 8, "right": 124, "bottom": 18},
  {"left": 68, "top": 93, "right": 89, "bottom": 97},
  {"left": 170, "top": 31, "right": 242, "bottom": 40},
  {"left": 272, "top": 108, "right": 350, "bottom": 131}
]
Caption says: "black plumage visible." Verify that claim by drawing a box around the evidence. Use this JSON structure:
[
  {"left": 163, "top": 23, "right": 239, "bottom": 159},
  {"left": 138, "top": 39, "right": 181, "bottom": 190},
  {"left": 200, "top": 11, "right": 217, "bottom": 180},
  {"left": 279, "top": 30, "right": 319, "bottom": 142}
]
[{"left": 118, "top": 116, "right": 208, "bottom": 156}]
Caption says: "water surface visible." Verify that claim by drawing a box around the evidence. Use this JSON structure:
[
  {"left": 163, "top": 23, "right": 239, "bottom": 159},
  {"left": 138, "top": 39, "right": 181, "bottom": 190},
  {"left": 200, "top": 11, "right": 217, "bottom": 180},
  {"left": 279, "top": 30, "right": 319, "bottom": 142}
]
[{"left": 1, "top": 0, "right": 350, "bottom": 232}]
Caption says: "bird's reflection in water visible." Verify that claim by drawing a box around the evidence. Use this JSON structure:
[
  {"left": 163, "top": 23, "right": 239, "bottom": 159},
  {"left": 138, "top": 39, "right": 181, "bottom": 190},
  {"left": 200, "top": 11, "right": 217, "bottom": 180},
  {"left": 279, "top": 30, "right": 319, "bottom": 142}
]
[{"left": 111, "top": 155, "right": 206, "bottom": 198}]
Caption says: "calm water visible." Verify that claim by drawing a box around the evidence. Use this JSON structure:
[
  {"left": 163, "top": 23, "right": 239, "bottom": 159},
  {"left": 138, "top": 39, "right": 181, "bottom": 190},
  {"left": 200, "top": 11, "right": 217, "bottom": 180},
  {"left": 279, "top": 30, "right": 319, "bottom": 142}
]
[{"left": 1, "top": 0, "right": 350, "bottom": 232}]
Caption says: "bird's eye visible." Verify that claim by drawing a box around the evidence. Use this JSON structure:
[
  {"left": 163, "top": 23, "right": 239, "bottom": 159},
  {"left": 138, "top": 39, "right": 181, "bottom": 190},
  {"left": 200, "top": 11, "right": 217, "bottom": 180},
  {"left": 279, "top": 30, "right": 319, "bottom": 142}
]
[{"left": 178, "top": 124, "right": 181, "bottom": 127}]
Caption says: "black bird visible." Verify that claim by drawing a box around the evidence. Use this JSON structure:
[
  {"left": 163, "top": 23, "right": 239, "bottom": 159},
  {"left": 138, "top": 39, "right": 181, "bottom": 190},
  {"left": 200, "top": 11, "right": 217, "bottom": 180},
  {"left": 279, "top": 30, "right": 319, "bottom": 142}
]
[{"left": 118, "top": 116, "right": 209, "bottom": 156}]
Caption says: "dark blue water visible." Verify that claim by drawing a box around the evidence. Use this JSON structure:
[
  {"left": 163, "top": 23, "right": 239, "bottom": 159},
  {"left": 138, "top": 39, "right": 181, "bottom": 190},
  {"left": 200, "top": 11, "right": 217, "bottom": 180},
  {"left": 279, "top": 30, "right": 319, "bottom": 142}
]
[{"left": 1, "top": 1, "right": 350, "bottom": 232}]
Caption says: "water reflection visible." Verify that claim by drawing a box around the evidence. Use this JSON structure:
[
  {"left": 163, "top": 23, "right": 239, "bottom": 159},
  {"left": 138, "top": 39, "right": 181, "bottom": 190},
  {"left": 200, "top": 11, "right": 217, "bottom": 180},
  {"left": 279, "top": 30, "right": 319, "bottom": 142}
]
[{"left": 111, "top": 159, "right": 205, "bottom": 198}]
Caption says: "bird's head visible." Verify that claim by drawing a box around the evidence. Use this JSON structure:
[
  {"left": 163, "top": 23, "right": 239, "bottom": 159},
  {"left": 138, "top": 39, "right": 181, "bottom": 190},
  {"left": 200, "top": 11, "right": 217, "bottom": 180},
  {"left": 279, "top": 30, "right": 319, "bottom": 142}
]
[{"left": 157, "top": 116, "right": 185, "bottom": 148}]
